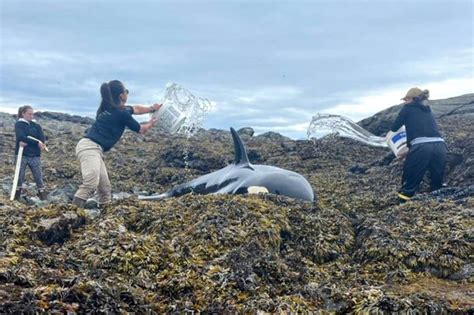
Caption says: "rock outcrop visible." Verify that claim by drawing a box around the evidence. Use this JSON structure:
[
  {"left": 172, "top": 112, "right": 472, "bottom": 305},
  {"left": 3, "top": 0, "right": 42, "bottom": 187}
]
[{"left": 0, "top": 94, "right": 473, "bottom": 313}]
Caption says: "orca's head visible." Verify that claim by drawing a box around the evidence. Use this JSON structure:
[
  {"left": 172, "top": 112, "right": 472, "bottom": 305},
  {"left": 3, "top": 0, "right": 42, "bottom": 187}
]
[{"left": 253, "top": 171, "right": 315, "bottom": 202}]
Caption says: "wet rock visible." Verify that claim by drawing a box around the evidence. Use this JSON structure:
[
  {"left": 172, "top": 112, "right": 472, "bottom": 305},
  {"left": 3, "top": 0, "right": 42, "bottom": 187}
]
[
  {"left": 247, "top": 149, "right": 263, "bottom": 163},
  {"left": 411, "top": 185, "right": 474, "bottom": 202},
  {"left": 48, "top": 183, "right": 78, "bottom": 204},
  {"left": 449, "top": 263, "right": 473, "bottom": 281},
  {"left": 0, "top": 104, "right": 473, "bottom": 313},
  {"left": 237, "top": 127, "right": 254, "bottom": 137},
  {"left": 281, "top": 141, "right": 297, "bottom": 152},
  {"left": 33, "top": 111, "right": 94, "bottom": 125},
  {"left": 1, "top": 179, "right": 13, "bottom": 195},
  {"left": 369, "top": 152, "right": 395, "bottom": 166},
  {"left": 34, "top": 210, "right": 87, "bottom": 245},
  {"left": 83, "top": 208, "right": 101, "bottom": 219},
  {"left": 113, "top": 192, "right": 132, "bottom": 200},
  {"left": 256, "top": 131, "right": 291, "bottom": 142},
  {"left": 27, "top": 196, "right": 48, "bottom": 207},
  {"left": 348, "top": 165, "right": 367, "bottom": 174}
]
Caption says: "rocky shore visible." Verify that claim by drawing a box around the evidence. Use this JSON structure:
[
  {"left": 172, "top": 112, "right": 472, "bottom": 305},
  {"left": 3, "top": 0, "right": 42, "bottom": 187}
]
[{"left": 0, "top": 94, "right": 473, "bottom": 313}]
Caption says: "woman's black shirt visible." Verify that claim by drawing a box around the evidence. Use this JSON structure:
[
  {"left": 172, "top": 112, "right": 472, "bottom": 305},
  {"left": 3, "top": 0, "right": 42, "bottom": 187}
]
[
  {"left": 15, "top": 120, "right": 45, "bottom": 156},
  {"left": 85, "top": 106, "right": 141, "bottom": 152}
]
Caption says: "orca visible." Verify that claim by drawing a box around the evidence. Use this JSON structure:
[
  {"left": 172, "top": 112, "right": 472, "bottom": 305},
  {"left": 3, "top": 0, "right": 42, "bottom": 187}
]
[{"left": 139, "top": 128, "right": 314, "bottom": 202}]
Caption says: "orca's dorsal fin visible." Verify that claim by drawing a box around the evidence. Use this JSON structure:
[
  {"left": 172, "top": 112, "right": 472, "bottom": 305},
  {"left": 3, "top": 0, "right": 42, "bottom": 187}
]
[{"left": 230, "top": 127, "right": 251, "bottom": 166}]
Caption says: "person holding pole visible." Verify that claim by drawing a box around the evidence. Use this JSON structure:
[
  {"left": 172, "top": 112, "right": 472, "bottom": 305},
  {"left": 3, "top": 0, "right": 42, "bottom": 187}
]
[
  {"left": 13, "top": 105, "right": 48, "bottom": 201},
  {"left": 72, "top": 80, "right": 160, "bottom": 208}
]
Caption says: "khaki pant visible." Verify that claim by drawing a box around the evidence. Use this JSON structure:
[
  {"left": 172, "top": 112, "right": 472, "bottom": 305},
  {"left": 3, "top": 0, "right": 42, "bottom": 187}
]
[{"left": 74, "top": 138, "right": 111, "bottom": 204}]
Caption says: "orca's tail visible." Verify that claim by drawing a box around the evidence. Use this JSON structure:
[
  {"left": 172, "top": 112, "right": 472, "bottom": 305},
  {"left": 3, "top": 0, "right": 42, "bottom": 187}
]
[{"left": 138, "top": 192, "right": 169, "bottom": 200}]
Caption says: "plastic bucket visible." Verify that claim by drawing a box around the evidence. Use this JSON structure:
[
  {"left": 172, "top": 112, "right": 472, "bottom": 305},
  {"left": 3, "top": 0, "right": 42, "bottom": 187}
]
[
  {"left": 386, "top": 126, "right": 408, "bottom": 157},
  {"left": 152, "top": 102, "right": 187, "bottom": 134}
]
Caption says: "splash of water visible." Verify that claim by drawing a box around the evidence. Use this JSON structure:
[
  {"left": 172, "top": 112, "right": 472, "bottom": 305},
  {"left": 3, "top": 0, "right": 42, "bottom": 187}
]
[
  {"left": 161, "top": 82, "right": 212, "bottom": 138},
  {"left": 159, "top": 82, "right": 212, "bottom": 169},
  {"left": 307, "top": 113, "right": 388, "bottom": 147}
]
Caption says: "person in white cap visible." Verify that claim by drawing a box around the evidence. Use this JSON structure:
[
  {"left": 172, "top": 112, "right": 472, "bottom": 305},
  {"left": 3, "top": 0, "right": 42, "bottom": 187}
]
[{"left": 390, "top": 87, "right": 447, "bottom": 203}]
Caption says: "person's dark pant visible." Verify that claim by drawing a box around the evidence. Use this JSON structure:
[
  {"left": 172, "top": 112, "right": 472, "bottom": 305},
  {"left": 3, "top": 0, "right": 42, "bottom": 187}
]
[
  {"left": 16, "top": 155, "right": 45, "bottom": 189},
  {"left": 399, "top": 141, "right": 447, "bottom": 200}
]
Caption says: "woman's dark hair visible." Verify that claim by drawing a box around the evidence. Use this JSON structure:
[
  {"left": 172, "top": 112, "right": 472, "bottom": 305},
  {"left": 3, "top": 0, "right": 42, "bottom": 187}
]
[
  {"left": 18, "top": 105, "right": 33, "bottom": 119},
  {"left": 96, "top": 80, "right": 126, "bottom": 117}
]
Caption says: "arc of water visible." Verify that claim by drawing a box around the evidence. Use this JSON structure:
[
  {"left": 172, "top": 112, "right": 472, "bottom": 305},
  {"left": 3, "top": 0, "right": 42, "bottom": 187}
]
[{"left": 307, "top": 113, "right": 388, "bottom": 147}]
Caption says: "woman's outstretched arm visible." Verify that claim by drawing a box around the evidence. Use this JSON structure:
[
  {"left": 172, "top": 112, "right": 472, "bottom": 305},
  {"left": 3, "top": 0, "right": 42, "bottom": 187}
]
[{"left": 131, "top": 103, "right": 162, "bottom": 115}]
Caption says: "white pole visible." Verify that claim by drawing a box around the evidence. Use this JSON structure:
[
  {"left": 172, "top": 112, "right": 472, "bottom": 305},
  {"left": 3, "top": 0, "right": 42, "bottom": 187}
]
[
  {"left": 27, "top": 136, "right": 49, "bottom": 152},
  {"left": 10, "top": 146, "right": 24, "bottom": 201}
]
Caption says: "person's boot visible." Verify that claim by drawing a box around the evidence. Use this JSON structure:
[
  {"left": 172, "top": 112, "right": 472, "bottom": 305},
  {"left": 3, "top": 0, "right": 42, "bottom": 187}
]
[
  {"left": 398, "top": 192, "right": 411, "bottom": 204},
  {"left": 13, "top": 188, "right": 22, "bottom": 201},
  {"left": 38, "top": 189, "right": 48, "bottom": 201},
  {"left": 72, "top": 196, "right": 86, "bottom": 208}
]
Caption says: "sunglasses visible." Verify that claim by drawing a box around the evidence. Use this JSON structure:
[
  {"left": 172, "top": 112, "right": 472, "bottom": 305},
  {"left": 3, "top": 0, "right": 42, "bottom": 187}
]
[{"left": 123, "top": 89, "right": 129, "bottom": 95}]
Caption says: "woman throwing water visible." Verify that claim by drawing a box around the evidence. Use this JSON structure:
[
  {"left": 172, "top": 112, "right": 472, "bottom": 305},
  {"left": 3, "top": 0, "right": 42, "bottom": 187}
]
[
  {"left": 390, "top": 87, "right": 447, "bottom": 203},
  {"left": 72, "top": 80, "right": 160, "bottom": 208}
]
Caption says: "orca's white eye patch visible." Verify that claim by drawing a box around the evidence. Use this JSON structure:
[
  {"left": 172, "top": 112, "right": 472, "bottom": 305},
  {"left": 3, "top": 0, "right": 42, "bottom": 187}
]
[{"left": 247, "top": 186, "right": 269, "bottom": 194}]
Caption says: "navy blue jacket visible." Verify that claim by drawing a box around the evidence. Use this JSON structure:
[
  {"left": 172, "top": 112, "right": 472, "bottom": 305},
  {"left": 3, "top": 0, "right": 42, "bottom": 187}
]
[
  {"left": 85, "top": 106, "right": 141, "bottom": 152},
  {"left": 15, "top": 120, "right": 46, "bottom": 156},
  {"left": 391, "top": 102, "right": 442, "bottom": 147}
]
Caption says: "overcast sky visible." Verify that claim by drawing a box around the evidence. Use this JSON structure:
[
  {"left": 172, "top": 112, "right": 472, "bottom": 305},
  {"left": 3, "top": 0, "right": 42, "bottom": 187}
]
[{"left": 0, "top": 0, "right": 472, "bottom": 138}]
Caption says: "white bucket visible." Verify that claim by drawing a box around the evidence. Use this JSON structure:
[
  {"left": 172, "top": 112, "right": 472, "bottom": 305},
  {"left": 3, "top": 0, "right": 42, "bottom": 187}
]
[
  {"left": 152, "top": 102, "right": 187, "bottom": 134},
  {"left": 386, "top": 126, "right": 408, "bottom": 158}
]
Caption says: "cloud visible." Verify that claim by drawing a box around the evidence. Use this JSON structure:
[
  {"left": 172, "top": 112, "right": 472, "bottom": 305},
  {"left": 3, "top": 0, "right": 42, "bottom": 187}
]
[
  {"left": 234, "top": 86, "right": 302, "bottom": 104},
  {"left": 2, "top": 51, "right": 78, "bottom": 68},
  {"left": 1, "top": 1, "right": 472, "bottom": 141},
  {"left": 0, "top": 96, "right": 96, "bottom": 117},
  {"left": 251, "top": 122, "right": 310, "bottom": 140},
  {"left": 322, "top": 76, "right": 474, "bottom": 122},
  {"left": 0, "top": 97, "right": 23, "bottom": 114},
  {"left": 241, "top": 117, "right": 292, "bottom": 125},
  {"left": 253, "top": 122, "right": 309, "bottom": 133},
  {"left": 404, "top": 48, "right": 473, "bottom": 77}
]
